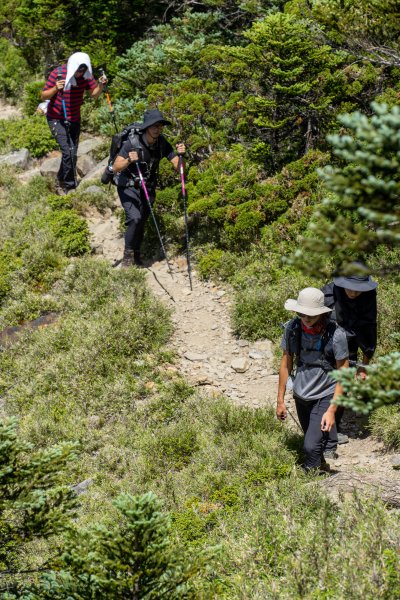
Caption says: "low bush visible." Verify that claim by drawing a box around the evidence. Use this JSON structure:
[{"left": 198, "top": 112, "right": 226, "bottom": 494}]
[
  {"left": 0, "top": 39, "right": 29, "bottom": 100},
  {"left": 369, "top": 404, "right": 400, "bottom": 450},
  {"left": 0, "top": 116, "right": 57, "bottom": 158},
  {"left": 23, "top": 80, "right": 45, "bottom": 116},
  {"left": 231, "top": 268, "right": 319, "bottom": 340},
  {"left": 0, "top": 176, "right": 89, "bottom": 325}
]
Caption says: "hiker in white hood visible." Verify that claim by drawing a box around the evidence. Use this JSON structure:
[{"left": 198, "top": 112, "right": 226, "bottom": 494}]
[{"left": 41, "top": 52, "right": 106, "bottom": 193}]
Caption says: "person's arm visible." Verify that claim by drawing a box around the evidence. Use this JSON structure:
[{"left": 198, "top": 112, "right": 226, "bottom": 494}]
[
  {"left": 113, "top": 151, "right": 139, "bottom": 173},
  {"left": 89, "top": 79, "right": 105, "bottom": 99},
  {"left": 357, "top": 353, "right": 370, "bottom": 380},
  {"left": 321, "top": 357, "right": 349, "bottom": 432},
  {"left": 41, "top": 70, "right": 65, "bottom": 100},
  {"left": 170, "top": 143, "right": 186, "bottom": 170},
  {"left": 276, "top": 351, "right": 293, "bottom": 421}
]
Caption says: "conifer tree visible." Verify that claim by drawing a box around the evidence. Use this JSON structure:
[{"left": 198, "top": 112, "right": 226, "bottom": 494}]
[
  {"left": 0, "top": 419, "right": 204, "bottom": 598},
  {"left": 291, "top": 102, "right": 400, "bottom": 277},
  {"left": 214, "top": 13, "right": 350, "bottom": 167},
  {"left": 0, "top": 418, "right": 78, "bottom": 595}
]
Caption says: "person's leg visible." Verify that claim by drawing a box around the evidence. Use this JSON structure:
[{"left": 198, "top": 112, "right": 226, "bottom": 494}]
[
  {"left": 300, "top": 396, "right": 336, "bottom": 470},
  {"left": 295, "top": 396, "right": 324, "bottom": 470},
  {"left": 65, "top": 121, "right": 80, "bottom": 190},
  {"left": 335, "top": 337, "right": 358, "bottom": 442},
  {"left": 294, "top": 395, "right": 311, "bottom": 434},
  {"left": 132, "top": 191, "right": 151, "bottom": 260},
  {"left": 47, "top": 119, "right": 77, "bottom": 190},
  {"left": 118, "top": 187, "right": 143, "bottom": 266},
  {"left": 47, "top": 119, "right": 67, "bottom": 188}
]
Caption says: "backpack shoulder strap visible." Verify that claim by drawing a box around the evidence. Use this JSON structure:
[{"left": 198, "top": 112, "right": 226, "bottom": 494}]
[{"left": 286, "top": 317, "right": 301, "bottom": 357}]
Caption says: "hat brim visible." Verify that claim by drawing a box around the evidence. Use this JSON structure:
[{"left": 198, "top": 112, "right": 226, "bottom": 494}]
[
  {"left": 284, "top": 299, "right": 332, "bottom": 316},
  {"left": 137, "top": 118, "right": 172, "bottom": 130},
  {"left": 333, "top": 277, "right": 378, "bottom": 292}
]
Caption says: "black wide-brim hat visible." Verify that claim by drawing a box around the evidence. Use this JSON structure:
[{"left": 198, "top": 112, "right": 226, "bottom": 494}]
[
  {"left": 136, "top": 109, "right": 171, "bottom": 131},
  {"left": 333, "top": 274, "right": 378, "bottom": 292}
]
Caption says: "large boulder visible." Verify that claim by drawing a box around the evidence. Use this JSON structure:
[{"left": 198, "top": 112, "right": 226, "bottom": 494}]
[
  {"left": 77, "top": 138, "right": 105, "bottom": 157},
  {"left": 76, "top": 154, "right": 97, "bottom": 177},
  {"left": 0, "top": 148, "right": 31, "bottom": 169},
  {"left": 80, "top": 157, "right": 109, "bottom": 184},
  {"left": 40, "top": 155, "right": 61, "bottom": 178}
]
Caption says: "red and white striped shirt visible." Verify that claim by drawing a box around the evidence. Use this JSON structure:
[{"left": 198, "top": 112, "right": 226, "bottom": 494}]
[{"left": 43, "top": 64, "right": 97, "bottom": 123}]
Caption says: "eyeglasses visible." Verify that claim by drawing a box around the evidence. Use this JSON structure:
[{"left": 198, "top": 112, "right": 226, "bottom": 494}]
[{"left": 77, "top": 66, "right": 87, "bottom": 73}]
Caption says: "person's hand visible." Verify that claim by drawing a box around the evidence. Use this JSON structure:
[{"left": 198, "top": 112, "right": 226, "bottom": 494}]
[
  {"left": 55, "top": 79, "right": 65, "bottom": 91},
  {"left": 98, "top": 75, "right": 107, "bottom": 85},
  {"left": 276, "top": 401, "right": 287, "bottom": 421},
  {"left": 321, "top": 409, "right": 335, "bottom": 432},
  {"left": 176, "top": 143, "right": 186, "bottom": 155},
  {"left": 357, "top": 367, "right": 367, "bottom": 380},
  {"left": 128, "top": 150, "right": 139, "bottom": 163}
]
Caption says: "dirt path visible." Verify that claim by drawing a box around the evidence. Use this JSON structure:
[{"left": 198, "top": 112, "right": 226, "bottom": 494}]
[
  {"left": 0, "top": 98, "right": 22, "bottom": 119},
  {"left": 87, "top": 202, "right": 400, "bottom": 500},
  {"left": 87, "top": 205, "right": 279, "bottom": 408}
]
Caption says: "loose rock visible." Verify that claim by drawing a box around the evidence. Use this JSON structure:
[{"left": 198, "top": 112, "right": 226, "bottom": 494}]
[
  {"left": 184, "top": 352, "right": 208, "bottom": 362},
  {"left": 231, "top": 358, "right": 250, "bottom": 373},
  {"left": 72, "top": 478, "right": 93, "bottom": 495},
  {"left": 390, "top": 455, "right": 400, "bottom": 469},
  {"left": 0, "top": 148, "right": 32, "bottom": 169}
]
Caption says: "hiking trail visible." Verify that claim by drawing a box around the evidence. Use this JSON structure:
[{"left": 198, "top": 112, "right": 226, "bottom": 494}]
[{"left": 86, "top": 197, "right": 400, "bottom": 504}]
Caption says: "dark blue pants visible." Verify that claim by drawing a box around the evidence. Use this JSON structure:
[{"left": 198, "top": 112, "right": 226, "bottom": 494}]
[
  {"left": 117, "top": 186, "right": 154, "bottom": 253},
  {"left": 47, "top": 119, "right": 80, "bottom": 190},
  {"left": 294, "top": 395, "right": 338, "bottom": 470}
]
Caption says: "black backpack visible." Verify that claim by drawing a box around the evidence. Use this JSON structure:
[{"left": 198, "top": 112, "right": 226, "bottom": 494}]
[
  {"left": 101, "top": 122, "right": 141, "bottom": 185},
  {"left": 286, "top": 317, "right": 338, "bottom": 372}
]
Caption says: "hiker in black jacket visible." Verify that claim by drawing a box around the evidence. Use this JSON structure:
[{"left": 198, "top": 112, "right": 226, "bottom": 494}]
[
  {"left": 112, "top": 109, "right": 185, "bottom": 267},
  {"left": 276, "top": 287, "right": 349, "bottom": 471},
  {"left": 322, "top": 273, "right": 378, "bottom": 442}
]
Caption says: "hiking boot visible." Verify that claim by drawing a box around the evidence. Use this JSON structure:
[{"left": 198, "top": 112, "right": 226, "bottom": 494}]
[
  {"left": 318, "top": 462, "right": 331, "bottom": 474},
  {"left": 121, "top": 250, "right": 135, "bottom": 268},
  {"left": 337, "top": 432, "right": 349, "bottom": 445},
  {"left": 55, "top": 184, "right": 66, "bottom": 196},
  {"left": 323, "top": 450, "right": 339, "bottom": 461},
  {"left": 133, "top": 251, "right": 144, "bottom": 267}
]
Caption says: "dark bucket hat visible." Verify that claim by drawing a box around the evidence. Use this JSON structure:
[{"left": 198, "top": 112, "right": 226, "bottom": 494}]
[
  {"left": 333, "top": 274, "right": 378, "bottom": 292},
  {"left": 136, "top": 109, "right": 171, "bottom": 131}
]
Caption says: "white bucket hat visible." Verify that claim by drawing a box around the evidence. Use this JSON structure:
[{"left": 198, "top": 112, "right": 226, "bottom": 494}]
[{"left": 284, "top": 287, "right": 332, "bottom": 317}]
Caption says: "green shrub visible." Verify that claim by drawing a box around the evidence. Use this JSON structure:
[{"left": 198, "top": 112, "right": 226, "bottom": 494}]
[
  {"left": 369, "top": 404, "right": 400, "bottom": 450},
  {"left": 0, "top": 242, "right": 23, "bottom": 301},
  {"left": 231, "top": 269, "right": 318, "bottom": 340},
  {"left": 23, "top": 80, "right": 45, "bottom": 116},
  {"left": 0, "top": 39, "right": 29, "bottom": 100},
  {"left": 44, "top": 209, "right": 90, "bottom": 256},
  {"left": 197, "top": 248, "right": 225, "bottom": 279},
  {"left": 144, "top": 422, "right": 199, "bottom": 471},
  {"left": 0, "top": 116, "right": 57, "bottom": 158}
]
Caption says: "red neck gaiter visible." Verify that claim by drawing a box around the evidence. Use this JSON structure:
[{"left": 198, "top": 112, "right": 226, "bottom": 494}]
[{"left": 301, "top": 318, "right": 327, "bottom": 335}]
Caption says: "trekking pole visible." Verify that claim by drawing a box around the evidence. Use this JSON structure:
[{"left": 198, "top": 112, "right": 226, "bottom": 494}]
[
  {"left": 178, "top": 154, "right": 193, "bottom": 290},
  {"left": 57, "top": 69, "right": 78, "bottom": 189},
  {"left": 134, "top": 161, "right": 174, "bottom": 278},
  {"left": 99, "top": 68, "right": 118, "bottom": 133}
]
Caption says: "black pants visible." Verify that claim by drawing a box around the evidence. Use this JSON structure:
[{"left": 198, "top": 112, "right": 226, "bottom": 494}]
[
  {"left": 336, "top": 340, "right": 358, "bottom": 431},
  {"left": 47, "top": 119, "right": 80, "bottom": 190},
  {"left": 294, "top": 395, "right": 338, "bottom": 470},
  {"left": 118, "top": 186, "right": 154, "bottom": 253}
]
